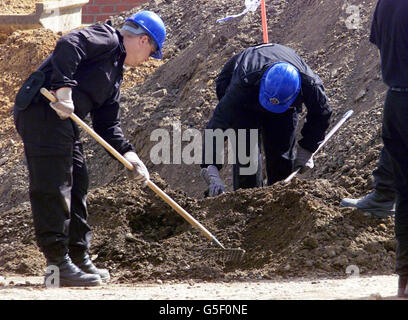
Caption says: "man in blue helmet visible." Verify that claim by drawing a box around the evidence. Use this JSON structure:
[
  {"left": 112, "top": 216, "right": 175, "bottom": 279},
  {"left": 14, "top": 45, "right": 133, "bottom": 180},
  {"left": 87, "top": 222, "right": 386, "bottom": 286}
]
[
  {"left": 201, "top": 43, "right": 332, "bottom": 196},
  {"left": 13, "top": 10, "right": 166, "bottom": 287}
]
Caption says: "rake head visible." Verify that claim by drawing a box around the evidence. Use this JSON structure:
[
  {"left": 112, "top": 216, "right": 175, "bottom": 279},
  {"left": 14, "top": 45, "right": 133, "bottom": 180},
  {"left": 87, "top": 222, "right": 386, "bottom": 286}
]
[{"left": 201, "top": 247, "right": 246, "bottom": 263}]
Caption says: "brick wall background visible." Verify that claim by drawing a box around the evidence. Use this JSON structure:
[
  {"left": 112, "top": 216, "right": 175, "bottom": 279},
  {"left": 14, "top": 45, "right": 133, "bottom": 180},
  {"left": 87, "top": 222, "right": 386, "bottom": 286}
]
[{"left": 82, "top": 0, "right": 149, "bottom": 24}]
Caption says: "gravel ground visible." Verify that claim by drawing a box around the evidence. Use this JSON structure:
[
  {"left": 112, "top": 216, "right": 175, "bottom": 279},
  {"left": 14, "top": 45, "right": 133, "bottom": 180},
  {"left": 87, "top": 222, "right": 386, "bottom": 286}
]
[{"left": 0, "top": 274, "right": 402, "bottom": 300}]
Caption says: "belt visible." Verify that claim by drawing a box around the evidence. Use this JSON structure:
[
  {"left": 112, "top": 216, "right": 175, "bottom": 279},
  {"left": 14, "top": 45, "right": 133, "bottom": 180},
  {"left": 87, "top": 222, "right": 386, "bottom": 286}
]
[{"left": 390, "top": 87, "right": 408, "bottom": 92}]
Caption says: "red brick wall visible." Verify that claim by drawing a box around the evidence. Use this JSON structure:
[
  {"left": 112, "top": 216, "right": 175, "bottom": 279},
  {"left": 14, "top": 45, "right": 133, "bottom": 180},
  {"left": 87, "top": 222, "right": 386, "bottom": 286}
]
[{"left": 82, "top": 0, "right": 149, "bottom": 24}]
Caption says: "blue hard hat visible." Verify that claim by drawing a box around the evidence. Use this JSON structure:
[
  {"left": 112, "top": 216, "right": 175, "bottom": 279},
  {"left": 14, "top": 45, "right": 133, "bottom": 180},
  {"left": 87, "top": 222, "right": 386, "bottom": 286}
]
[
  {"left": 259, "top": 62, "right": 301, "bottom": 113},
  {"left": 125, "top": 10, "right": 166, "bottom": 59}
]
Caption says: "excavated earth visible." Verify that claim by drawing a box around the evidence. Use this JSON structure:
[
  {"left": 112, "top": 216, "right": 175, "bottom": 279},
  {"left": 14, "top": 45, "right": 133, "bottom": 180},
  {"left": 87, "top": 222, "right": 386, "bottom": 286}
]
[
  {"left": 0, "top": 0, "right": 400, "bottom": 294},
  {"left": 0, "top": 0, "right": 43, "bottom": 14}
]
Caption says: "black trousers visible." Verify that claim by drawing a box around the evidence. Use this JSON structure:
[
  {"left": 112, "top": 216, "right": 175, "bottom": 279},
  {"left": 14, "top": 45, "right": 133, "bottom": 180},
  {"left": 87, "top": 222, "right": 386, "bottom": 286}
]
[
  {"left": 382, "top": 89, "right": 408, "bottom": 276},
  {"left": 231, "top": 108, "right": 298, "bottom": 190},
  {"left": 372, "top": 147, "right": 396, "bottom": 197},
  {"left": 14, "top": 100, "right": 91, "bottom": 259}
]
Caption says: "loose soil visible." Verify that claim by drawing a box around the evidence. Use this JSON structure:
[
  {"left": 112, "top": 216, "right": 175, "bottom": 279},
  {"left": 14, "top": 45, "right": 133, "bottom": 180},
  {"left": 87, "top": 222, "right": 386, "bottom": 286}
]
[
  {"left": 0, "top": 0, "right": 404, "bottom": 299},
  {"left": 0, "top": 0, "right": 47, "bottom": 15}
]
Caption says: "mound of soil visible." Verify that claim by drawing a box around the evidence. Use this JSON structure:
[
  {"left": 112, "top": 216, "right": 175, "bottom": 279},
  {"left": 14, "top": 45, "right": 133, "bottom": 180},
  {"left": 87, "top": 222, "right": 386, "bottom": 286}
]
[
  {"left": 0, "top": 174, "right": 395, "bottom": 282},
  {"left": 0, "top": 0, "right": 43, "bottom": 15}
]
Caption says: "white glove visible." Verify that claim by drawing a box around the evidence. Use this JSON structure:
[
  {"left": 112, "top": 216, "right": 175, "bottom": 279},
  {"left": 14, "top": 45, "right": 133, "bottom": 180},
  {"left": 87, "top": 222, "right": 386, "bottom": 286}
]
[
  {"left": 201, "top": 165, "right": 225, "bottom": 197},
  {"left": 294, "top": 145, "right": 314, "bottom": 173},
  {"left": 124, "top": 151, "right": 150, "bottom": 185},
  {"left": 49, "top": 87, "right": 74, "bottom": 120}
]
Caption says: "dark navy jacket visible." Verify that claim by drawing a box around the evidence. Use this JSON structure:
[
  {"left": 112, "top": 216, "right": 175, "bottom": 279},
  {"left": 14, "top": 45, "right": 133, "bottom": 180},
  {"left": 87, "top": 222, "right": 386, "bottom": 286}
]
[
  {"left": 370, "top": 0, "right": 408, "bottom": 88},
  {"left": 38, "top": 22, "right": 134, "bottom": 155},
  {"left": 207, "top": 43, "right": 332, "bottom": 153}
]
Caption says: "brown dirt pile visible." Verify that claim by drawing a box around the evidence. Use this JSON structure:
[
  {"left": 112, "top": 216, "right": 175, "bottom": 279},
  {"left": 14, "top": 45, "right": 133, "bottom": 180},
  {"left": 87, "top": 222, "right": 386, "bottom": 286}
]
[
  {"left": 0, "top": 174, "right": 395, "bottom": 282},
  {"left": 0, "top": 0, "right": 57, "bottom": 15},
  {"left": 0, "top": 0, "right": 38, "bottom": 15}
]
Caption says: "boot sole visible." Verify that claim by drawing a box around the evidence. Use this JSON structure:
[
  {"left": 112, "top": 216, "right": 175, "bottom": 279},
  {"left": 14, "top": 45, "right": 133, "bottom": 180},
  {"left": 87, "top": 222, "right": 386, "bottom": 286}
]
[
  {"left": 80, "top": 269, "right": 110, "bottom": 283},
  {"left": 340, "top": 202, "right": 394, "bottom": 218},
  {"left": 361, "top": 209, "right": 395, "bottom": 219},
  {"left": 340, "top": 202, "right": 395, "bottom": 212},
  {"left": 59, "top": 278, "right": 102, "bottom": 287},
  {"left": 340, "top": 200, "right": 395, "bottom": 211}
]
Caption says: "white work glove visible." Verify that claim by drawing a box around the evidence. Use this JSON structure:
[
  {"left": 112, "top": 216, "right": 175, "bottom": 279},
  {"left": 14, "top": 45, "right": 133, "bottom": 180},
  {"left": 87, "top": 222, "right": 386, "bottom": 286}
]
[
  {"left": 201, "top": 165, "right": 225, "bottom": 197},
  {"left": 49, "top": 87, "right": 74, "bottom": 120},
  {"left": 124, "top": 151, "right": 150, "bottom": 185},
  {"left": 294, "top": 145, "right": 314, "bottom": 173}
]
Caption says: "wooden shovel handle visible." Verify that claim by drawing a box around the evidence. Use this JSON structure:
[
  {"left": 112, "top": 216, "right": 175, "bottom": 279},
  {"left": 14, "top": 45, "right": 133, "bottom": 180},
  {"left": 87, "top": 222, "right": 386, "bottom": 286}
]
[
  {"left": 146, "top": 180, "right": 216, "bottom": 243},
  {"left": 40, "top": 87, "right": 217, "bottom": 244}
]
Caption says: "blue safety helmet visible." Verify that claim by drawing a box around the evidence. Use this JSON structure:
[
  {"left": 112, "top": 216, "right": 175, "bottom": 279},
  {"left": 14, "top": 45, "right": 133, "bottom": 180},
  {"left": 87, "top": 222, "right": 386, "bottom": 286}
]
[
  {"left": 125, "top": 10, "right": 166, "bottom": 59},
  {"left": 259, "top": 62, "right": 301, "bottom": 113}
]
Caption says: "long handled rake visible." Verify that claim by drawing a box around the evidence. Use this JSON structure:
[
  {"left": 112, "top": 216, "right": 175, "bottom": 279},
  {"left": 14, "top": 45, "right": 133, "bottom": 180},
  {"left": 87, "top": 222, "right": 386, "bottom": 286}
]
[{"left": 41, "top": 88, "right": 245, "bottom": 262}]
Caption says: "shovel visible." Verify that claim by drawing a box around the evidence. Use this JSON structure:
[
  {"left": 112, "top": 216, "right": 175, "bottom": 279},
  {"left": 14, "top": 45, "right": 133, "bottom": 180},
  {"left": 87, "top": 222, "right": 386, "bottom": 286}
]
[
  {"left": 284, "top": 109, "right": 354, "bottom": 183},
  {"left": 40, "top": 88, "right": 245, "bottom": 263}
]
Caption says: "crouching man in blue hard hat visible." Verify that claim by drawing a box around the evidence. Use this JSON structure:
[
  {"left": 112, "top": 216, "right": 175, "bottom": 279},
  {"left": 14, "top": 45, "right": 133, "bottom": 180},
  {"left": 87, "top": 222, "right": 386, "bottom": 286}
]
[
  {"left": 201, "top": 43, "right": 332, "bottom": 196},
  {"left": 13, "top": 11, "right": 166, "bottom": 287}
]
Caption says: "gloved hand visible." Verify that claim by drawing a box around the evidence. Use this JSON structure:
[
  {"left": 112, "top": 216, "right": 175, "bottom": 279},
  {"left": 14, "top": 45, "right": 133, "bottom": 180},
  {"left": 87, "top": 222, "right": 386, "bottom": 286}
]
[
  {"left": 124, "top": 151, "right": 150, "bottom": 185},
  {"left": 294, "top": 145, "right": 314, "bottom": 173},
  {"left": 201, "top": 165, "right": 225, "bottom": 197},
  {"left": 49, "top": 87, "right": 74, "bottom": 120}
]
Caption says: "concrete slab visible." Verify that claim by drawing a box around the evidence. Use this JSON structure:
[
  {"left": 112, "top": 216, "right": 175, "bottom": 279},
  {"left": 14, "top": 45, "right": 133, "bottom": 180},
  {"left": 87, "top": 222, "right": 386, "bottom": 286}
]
[{"left": 0, "top": 0, "right": 89, "bottom": 34}]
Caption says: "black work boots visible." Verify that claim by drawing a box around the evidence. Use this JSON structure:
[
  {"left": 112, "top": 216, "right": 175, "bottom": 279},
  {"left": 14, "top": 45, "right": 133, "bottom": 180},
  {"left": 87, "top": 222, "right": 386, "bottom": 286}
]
[
  {"left": 44, "top": 245, "right": 110, "bottom": 287},
  {"left": 340, "top": 190, "right": 395, "bottom": 218},
  {"left": 70, "top": 251, "right": 111, "bottom": 283},
  {"left": 44, "top": 254, "right": 102, "bottom": 287}
]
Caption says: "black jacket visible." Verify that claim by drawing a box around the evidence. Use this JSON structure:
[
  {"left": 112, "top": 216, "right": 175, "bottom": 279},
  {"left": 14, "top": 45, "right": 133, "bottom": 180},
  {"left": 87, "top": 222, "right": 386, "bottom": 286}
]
[
  {"left": 38, "top": 22, "right": 134, "bottom": 155},
  {"left": 208, "top": 43, "right": 332, "bottom": 153},
  {"left": 370, "top": 0, "right": 408, "bottom": 88}
]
